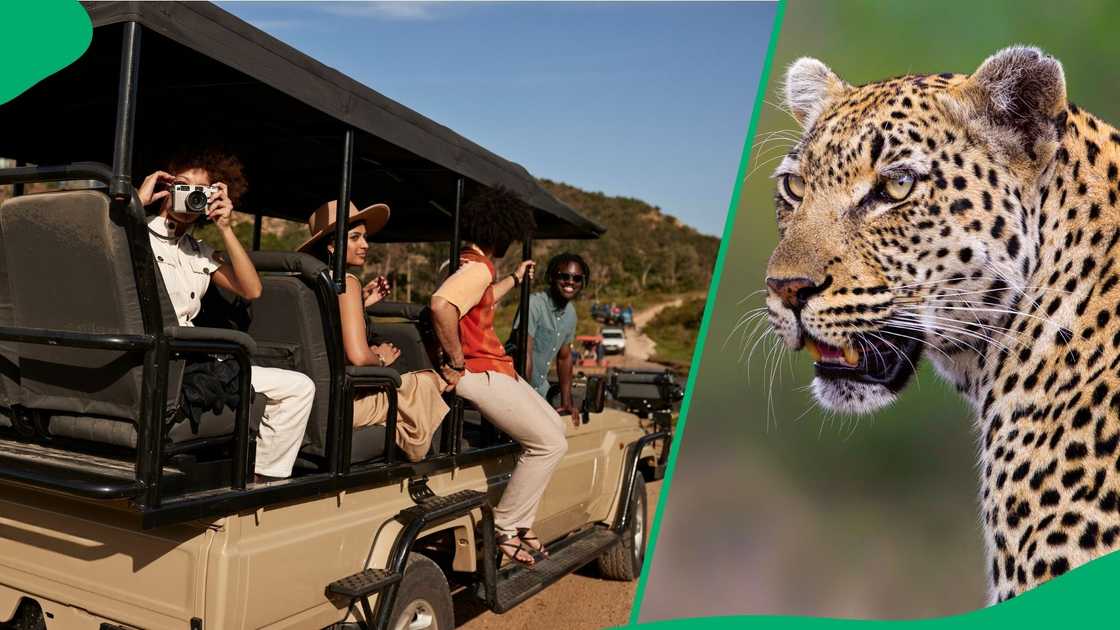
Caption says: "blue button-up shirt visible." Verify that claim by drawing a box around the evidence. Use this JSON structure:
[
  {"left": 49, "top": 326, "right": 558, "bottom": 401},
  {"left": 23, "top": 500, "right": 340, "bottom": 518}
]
[{"left": 515, "top": 291, "right": 577, "bottom": 398}]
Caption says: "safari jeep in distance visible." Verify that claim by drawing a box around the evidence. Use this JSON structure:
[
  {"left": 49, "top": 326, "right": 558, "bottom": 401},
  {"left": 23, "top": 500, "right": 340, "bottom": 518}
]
[{"left": 0, "top": 3, "right": 670, "bottom": 629}]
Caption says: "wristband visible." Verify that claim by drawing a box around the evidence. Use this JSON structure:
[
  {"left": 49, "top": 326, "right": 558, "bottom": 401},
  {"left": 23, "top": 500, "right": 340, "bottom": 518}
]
[{"left": 510, "top": 272, "right": 521, "bottom": 287}]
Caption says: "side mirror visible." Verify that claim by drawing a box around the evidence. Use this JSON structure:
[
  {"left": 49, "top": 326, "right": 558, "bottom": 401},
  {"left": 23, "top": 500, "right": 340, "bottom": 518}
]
[{"left": 582, "top": 376, "right": 607, "bottom": 423}]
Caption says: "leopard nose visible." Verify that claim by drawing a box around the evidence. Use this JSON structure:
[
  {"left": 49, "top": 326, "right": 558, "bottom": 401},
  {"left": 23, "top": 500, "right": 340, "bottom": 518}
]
[{"left": 766, "top": 276, "right": 826, "bottom": 310}]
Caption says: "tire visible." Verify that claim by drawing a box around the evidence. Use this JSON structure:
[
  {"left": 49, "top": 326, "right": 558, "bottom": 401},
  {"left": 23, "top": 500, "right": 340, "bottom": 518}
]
[
  {"left": 597, "top": 475, "right": 647, "bottom": 580},
  {"left": 387, "top": 553, "right": 454, "bottom": 630}
]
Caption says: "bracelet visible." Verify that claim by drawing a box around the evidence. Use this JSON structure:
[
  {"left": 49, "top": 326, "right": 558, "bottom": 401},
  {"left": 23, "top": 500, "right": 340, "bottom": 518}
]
[
  {"left": 442, "top": 357, "right": 466, "bottom": 372},
  {"left": 510, "top": 272, "right": 521, "bottom": 287}
]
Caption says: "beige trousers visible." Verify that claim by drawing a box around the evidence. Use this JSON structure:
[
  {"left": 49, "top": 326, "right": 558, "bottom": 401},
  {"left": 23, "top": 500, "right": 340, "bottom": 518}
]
[
  {"left": 457, "top": 370, "right": 569, "bottom": 535},
  {"left": 353, "top": 370, "right": 451, "bottom": 462},
  {"left": 251, "top": 366, "right": 315, "bottom": 477}
]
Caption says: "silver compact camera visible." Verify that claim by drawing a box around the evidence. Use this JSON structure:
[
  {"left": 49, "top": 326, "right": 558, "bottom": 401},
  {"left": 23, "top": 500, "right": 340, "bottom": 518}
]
[{"left": 171, "top": 184, "right": 218, "bottom": 213}]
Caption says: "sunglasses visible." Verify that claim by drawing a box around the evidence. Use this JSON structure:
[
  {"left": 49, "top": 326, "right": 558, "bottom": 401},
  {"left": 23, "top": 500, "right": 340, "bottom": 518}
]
[{"left": 556, "top": 272, "right": 585, "bottom": 284}]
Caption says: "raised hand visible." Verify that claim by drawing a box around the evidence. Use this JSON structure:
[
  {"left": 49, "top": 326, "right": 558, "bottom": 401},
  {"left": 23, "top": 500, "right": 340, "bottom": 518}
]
[
  {"left": 138, "top": 170, "right": 175, "bottom": 207},
  {"left": 363, "top": 275, "right": 391, "bottom": 307},
  {"left": 207, "top": 182, "right": 234, "bottom": 229}
]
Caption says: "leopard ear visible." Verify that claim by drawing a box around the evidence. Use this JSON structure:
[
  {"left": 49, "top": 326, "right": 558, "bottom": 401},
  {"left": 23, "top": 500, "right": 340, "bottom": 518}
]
[
  {"left": 963, "top": 46, "right": 1066, "bottom": 155},
  {"left": 783, "top": 57, "right": 846, "bottom": 129}
]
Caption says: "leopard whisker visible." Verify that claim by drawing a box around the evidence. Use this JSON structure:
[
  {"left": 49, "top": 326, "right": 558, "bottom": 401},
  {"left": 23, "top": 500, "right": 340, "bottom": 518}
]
[
  {"left": 891, "top": 311, "right": 1025, "bottom": 349},
  {"left": 879, "top": 319, "right": 979, "bottom": 360},
  {"left": 737, "top": 289, "right": 769, "bottom": 305},
  {"left": 896, "top": 304, "right": 1061, "bottom": 332},
  {"left": 887, "top": 311, "right": 1021, "bottom": 356}
]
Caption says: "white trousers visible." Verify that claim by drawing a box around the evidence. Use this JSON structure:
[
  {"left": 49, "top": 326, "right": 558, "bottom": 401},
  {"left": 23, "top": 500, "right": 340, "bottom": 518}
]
[
  {"left": 457, "top": 370, "right": 568, "bottom": 535},
  {"left": 251, "top": 366, "right": 315, "bottom": 477}
]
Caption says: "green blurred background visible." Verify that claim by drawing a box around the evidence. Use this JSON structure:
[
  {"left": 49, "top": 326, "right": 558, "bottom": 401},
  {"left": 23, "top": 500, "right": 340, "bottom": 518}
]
[{"left": 638, "top": 0, "right": 1120, "bottom": 622}]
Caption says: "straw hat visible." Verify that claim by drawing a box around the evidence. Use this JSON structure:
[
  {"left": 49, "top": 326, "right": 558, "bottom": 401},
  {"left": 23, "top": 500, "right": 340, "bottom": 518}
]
[{"left": 297, "top": 199, "right": 390, "bottom": 253}]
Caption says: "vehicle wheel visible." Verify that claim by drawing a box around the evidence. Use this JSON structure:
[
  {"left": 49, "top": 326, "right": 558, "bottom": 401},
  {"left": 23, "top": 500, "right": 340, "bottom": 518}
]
[
  {"left": 387, "top": 553, "right": 454, "bottom": 630},
  {"left": 597, "top": 475, "right": 647, "bottom": 580}
]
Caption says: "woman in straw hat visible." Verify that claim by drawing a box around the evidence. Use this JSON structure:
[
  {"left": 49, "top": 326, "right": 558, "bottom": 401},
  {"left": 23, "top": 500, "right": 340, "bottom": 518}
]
[{"left": 299, "top": 200, "right": 449, "bottom": 463}]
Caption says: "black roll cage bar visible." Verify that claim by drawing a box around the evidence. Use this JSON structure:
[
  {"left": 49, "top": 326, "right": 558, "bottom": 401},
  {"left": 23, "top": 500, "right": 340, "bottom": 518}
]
[{"left": 0, "top": 20, "right": 540, "bottom": 529}]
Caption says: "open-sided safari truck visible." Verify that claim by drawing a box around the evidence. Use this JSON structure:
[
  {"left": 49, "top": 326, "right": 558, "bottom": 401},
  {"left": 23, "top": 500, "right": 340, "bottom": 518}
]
[{"left": 0, "top": 3, "right": 670, "bottom": 629}]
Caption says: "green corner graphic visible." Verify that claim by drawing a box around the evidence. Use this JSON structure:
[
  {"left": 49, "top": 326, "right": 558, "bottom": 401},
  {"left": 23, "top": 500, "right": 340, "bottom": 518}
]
[{"left": 0, "top": 1, "right": 91, "bottom": 106}]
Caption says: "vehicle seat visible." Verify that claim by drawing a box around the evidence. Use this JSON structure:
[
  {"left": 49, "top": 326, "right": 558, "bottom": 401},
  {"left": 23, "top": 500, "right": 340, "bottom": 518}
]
[
  {"left": 365, "top": 301, "right": 439, "bottom": 374},
  {"left": 0, "top": 191, "right": 185, "bottom": 444},
  {"left": 0, "top": 213, "right": 17, "bottom": 422},
  {"left": 247, "top": 252, "right": 336, "bottom": 458}
]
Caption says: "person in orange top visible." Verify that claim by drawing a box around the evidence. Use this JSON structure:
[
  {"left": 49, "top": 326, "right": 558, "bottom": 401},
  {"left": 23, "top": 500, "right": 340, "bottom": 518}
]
[{"left": 430, "top": 187, "right": 567, "bottom": 566}]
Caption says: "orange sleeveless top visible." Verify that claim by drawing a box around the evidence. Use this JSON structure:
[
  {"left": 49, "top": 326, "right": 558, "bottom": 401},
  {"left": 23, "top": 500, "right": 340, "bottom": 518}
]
[{"left": 459, "top": 250, "right": 517, "bottom": 377}]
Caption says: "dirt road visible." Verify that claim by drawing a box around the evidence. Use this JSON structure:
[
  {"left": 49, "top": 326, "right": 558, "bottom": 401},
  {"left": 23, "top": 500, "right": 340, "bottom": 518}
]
[
  {"left": 596, "top": 299, "right": 685, "bottom": 372},
  {"left": 455, "top": 479, "right": 661, "bottom": 629}
]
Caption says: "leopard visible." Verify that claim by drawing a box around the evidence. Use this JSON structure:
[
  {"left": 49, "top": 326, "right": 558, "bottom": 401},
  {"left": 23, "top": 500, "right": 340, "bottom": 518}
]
[{"left": 763, "top": 46, "right": 1120, "bottom": 603}]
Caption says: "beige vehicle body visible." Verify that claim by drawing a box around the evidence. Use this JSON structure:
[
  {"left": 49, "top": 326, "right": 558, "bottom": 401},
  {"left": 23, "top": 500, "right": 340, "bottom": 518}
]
[{"left": 0, "top": 409, "right": 654, "bottom": 629}]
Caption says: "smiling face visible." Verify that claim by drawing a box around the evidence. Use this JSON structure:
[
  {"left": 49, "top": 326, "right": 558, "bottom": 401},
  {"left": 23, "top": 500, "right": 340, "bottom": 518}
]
[
  {"left": 552, "top": 260, "right": 585, "bottom": 301},
  {"left": 765, "top": 49, "right": 1066, "bottom": 413},
  {"left": 328, "top": 222, "right": 370, "bottom": 267}
]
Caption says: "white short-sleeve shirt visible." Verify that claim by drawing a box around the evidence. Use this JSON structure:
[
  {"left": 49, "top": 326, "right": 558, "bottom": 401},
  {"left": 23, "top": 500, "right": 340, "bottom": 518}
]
[{"left": 147, "top": 215, "right": 222, "bottom": 326}]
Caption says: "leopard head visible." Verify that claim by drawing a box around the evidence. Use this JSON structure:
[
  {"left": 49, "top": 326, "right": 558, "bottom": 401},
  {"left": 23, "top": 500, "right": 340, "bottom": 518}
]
[{"left": 765, "top": 47, "right": 1068, "bottom": 413}]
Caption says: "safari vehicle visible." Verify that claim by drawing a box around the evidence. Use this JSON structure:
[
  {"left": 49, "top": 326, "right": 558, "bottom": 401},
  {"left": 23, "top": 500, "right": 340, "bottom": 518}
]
[
  {"left": 573, "top": 335, "right": 605, "bottom": 368},
  {"left": 600, "top": 328, "right": 626, "bottom": 355},
  {"left": 0, "top": 3, "right": 669, "bottom": 629}
]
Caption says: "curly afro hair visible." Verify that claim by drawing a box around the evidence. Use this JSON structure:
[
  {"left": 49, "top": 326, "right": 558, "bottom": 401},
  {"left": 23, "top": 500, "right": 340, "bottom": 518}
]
[
  {"left": 167, "top": 147, "right": 248, "bottom": 204},
  {"left": 546, "top": 252, "right": 591, "bottom": 286},
  {"left": 459, "top": 185, "right": 536, "bottom": 253}
]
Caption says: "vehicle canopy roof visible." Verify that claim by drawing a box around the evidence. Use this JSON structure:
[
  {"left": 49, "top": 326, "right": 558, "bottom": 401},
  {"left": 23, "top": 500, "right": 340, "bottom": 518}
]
[{"left": 0, "top": 1, "right": 605, "bottom": 242}]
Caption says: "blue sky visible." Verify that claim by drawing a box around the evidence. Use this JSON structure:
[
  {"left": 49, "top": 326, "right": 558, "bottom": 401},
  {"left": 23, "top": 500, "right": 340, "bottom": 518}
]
[{"left": 219, "top": 1, "right": 775, "bottom": 236}]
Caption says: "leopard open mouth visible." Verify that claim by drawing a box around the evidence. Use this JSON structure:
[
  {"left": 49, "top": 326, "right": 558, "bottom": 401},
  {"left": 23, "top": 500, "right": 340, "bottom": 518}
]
[{"left": 804, "top": 327, "right": 923, "bottom": 393}]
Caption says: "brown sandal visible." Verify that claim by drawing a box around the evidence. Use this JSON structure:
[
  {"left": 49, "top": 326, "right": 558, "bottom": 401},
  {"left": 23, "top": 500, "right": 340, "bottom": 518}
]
[
  {"left": 517, "top": 528, "right": 549, "bottom": 559},
  {"left": 498, "top": 532, "right": 535, "bottom": 566}
]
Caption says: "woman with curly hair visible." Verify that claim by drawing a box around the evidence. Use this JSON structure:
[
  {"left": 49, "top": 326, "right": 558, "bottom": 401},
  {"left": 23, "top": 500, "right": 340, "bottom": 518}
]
[
  {"left": 430, "top": 187, "right": 567, "bottom": 566},
  {"left": 138, "top": 148, "right": 314, "bottom": 483}
]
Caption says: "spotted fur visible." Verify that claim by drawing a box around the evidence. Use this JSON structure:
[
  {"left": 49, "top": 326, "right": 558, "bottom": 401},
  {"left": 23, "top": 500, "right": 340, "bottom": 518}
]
[{"left": 764, "top": 47, "right": 1120, "bottom": 602}]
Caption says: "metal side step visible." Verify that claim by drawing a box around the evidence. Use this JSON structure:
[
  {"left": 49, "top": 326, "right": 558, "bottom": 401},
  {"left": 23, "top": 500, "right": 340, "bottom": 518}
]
[
  {"left": 398, "top": 488, "right": 489, "bottom": 527},
  {"left": 327, "top": 568, "right": 402, "bottom": 599},
  {"left": 481, "top": 527, "right": 619, "bottom": 613},
  {"left": 325, "top": 489, "right": 490, "bottom": 629},
  {"left": 327, "top": 567, "right": 402, "bottom": 629}
]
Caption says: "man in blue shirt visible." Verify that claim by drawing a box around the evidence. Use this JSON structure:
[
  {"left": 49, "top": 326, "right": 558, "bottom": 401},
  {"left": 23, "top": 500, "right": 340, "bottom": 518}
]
[{"left": 517, "top": 253, "right": 589, "bottom": 425}]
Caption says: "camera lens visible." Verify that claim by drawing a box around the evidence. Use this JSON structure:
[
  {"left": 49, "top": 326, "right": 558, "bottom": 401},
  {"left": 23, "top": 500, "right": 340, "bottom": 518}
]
[{"left": 186, "top": 190, "right": 208, "bottom": 213}]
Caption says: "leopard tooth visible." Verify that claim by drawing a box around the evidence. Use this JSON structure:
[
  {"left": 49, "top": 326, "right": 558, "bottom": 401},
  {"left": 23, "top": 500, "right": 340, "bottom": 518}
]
[
  {"left": 842, "top": 345, "right": 860, "bottom": 367},
  {"left": 805, "top": 338, "right": 822, "bottom": 362}
]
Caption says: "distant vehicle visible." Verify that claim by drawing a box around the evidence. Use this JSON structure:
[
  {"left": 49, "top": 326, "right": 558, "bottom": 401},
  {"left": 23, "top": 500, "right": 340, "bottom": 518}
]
[
  {"left": 601, "top": 327, "right": 627, "bottom": 354},
  {"left": 621, "top": 306, "right": 635, "bottom": 328},
  {"left": 575, "top": 335, "right": 606, "bottom": 367}
]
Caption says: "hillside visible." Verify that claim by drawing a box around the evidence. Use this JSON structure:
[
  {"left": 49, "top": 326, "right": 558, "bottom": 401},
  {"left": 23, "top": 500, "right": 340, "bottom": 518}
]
[{"left": 534, "top": 180, "right": 718, "bottom": 300}]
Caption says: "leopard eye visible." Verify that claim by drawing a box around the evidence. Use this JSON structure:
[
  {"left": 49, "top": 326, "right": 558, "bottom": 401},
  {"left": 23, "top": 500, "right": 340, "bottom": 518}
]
[
  {"left": 782, "top": 174, "right": 806, "bottom": 201},
  {"left": 883, "top": 171, "right": 915, "bottom": 201}
]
